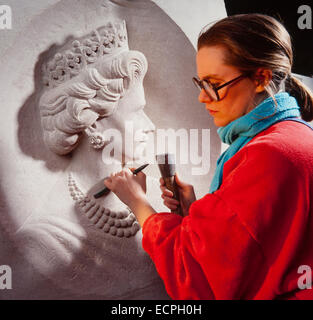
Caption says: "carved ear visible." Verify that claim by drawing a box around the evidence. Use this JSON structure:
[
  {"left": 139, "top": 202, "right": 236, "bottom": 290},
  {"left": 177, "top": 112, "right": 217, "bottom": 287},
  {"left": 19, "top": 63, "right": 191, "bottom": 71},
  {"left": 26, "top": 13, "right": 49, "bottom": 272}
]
[{"left": 253, "top": 68, "right": 272, "bottom": 93}]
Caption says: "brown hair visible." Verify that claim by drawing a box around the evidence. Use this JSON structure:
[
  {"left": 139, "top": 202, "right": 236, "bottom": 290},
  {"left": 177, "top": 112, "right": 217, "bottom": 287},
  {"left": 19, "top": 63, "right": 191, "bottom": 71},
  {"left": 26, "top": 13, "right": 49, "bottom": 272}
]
[{"left": 197, "top": 14, "right": 313, "bottom": 121}]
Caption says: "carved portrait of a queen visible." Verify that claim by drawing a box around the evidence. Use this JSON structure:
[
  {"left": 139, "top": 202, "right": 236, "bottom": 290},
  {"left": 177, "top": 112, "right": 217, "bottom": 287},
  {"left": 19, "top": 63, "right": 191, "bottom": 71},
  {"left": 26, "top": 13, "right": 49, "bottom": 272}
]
[
  {"left": 14, "top": 19, "right": 171, "bottom": 299},
  {"left": 0, "top": 0, "right": 221, "bottom": 299}
]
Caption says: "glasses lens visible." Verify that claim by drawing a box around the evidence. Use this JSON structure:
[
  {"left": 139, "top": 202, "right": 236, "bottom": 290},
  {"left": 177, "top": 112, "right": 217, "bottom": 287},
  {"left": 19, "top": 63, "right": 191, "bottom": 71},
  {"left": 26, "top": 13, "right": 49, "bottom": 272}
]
[
  {"left": 192, "top": 78, "right": 219, "bottom": 101},
  {"left": 202, "top": 81, "right": 218, "bottom": 101},
  {"left": 192, "top": 78, "right": 202, "bottom": 90}
]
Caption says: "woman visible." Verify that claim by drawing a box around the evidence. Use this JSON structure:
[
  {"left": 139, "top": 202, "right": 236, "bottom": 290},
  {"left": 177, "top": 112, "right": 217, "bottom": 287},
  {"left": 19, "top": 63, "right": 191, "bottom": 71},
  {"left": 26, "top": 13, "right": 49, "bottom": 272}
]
[{"left": 104, "top": 14, "right": 313, "bottom": 299}]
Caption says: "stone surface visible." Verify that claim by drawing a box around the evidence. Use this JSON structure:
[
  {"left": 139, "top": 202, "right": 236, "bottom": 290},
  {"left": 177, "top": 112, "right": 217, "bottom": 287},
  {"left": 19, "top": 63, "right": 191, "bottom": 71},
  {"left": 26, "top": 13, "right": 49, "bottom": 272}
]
[{"left": 0, "top": 0, "right": 226, "bottom": 299}]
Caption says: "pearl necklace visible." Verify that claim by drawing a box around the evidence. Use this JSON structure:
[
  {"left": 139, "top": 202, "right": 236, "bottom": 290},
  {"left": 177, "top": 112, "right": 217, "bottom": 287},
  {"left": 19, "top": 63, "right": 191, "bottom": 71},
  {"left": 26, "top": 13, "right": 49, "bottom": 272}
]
[{"left": 68, "top": 173, "right": 140, "bottom": 237}]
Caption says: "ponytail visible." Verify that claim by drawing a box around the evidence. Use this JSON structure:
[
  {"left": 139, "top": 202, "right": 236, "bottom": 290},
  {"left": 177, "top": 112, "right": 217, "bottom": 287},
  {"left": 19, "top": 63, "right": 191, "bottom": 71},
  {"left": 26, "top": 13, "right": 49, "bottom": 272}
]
[{"left": 285, "top": 75, "right": 313, "bottom": 122}]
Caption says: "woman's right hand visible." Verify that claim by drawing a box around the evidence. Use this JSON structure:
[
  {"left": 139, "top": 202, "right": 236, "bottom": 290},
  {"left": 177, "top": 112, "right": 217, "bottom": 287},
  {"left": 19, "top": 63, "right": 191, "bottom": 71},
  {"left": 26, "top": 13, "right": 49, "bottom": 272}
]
[{"left": 160, "top": 173, "right": 196, "bottom": 217}]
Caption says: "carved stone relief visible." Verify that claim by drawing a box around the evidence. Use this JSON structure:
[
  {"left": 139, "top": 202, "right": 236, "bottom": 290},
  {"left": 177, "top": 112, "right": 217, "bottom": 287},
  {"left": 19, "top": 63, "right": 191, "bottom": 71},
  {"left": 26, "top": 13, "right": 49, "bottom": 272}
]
[{"left": 0, "top": 0, "right": 223, "bottom": 299}]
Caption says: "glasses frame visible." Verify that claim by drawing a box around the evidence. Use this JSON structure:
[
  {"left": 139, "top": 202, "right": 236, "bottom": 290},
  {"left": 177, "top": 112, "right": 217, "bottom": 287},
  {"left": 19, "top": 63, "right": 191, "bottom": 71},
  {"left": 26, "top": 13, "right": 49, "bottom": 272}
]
[{"left": 192, "top": 74, "right": 246, "bottom": 101}]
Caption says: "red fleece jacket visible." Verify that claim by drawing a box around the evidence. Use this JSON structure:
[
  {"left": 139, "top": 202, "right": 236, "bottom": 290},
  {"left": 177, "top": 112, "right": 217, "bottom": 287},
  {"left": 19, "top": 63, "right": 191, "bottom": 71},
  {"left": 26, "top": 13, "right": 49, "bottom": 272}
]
[{"left": 142, "top": 120, "right": 313, "bottom": 300}]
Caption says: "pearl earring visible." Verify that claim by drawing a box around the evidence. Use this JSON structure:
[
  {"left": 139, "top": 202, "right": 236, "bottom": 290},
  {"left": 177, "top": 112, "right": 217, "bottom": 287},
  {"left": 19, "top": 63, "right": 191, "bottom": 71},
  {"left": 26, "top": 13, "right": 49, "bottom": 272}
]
[{"left": 85, "top": 126, "right": 107, "bottom": 150}]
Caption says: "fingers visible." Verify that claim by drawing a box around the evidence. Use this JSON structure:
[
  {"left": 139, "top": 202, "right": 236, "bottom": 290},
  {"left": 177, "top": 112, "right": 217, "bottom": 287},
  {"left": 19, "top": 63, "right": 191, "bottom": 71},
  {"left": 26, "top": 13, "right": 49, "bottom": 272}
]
[
  {"left": 160, "top": 173, "right": 187, "bottom": 189},
  {"left": 160, "top": 177, "right": 179, "bottom": 209},
  {"left": 175, "top": 172, "right": 193, "bottom": 192},
  {"left": 129, "top": 168, "right": 146, "bottom": 177},
  {"left": 159, "top": 177, "right": 174, "bottom": 198},
  {"left": 129, "top": 167, "right": 146, "bottom": 182},
  {"left": 162, "top": 195, "right": 179, "bottom": 205},
  {"left": 175, "top": 172, "right": 187, "bottom": 186},
  {"left": 163, "top": 196, "right": 180, "bottom": 210},
  {"left": 135, "top": 171, "right": 146, "bottom": 185},
  {"left": 133, "top": 171, "right": 147, "bottom": 193},
  {"left": 174, "top": 172, "right": 185, "bottom": 187},
  {"left": 118, "top": 168, "right": 132, "bottom": 177},
  {"left": 104, "top": 177, "right": 113, "bottom": 189},
  {"left": 105, "top": 169, "right": 130, "bottom": 191},
  {"left": 109, "top": 168, "right": 131, "bottom": 178},
  {"left": 160, "top": 186, "right": 173, "bottom": 198},
  {"left": 135, "top": 171, "right": 146, "bottom": 178},
  {"left": 166, "top": 203, "right": 179, "bottom": 210},
  {"left": 105, "top": 168, "right": 146, "bottom": 193},
  {"left": 125, "top": 167, "right": 133, "bottom": 175},
  {"left": 161, "top": 184, "right": 179, "bottom": 210}
]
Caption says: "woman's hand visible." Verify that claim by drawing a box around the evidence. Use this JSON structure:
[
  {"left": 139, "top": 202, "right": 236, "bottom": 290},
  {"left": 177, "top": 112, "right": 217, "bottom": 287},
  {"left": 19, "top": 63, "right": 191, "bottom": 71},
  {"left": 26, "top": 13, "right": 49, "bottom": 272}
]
[
  {"left": 104, "top": 168, "right": 155, "bottom": 226},
  {"left": 160, "top": 172, "right": 196, "bottom": 217},
  {"left": 104, "top": 168, "right": 147, "bottom": 209}
]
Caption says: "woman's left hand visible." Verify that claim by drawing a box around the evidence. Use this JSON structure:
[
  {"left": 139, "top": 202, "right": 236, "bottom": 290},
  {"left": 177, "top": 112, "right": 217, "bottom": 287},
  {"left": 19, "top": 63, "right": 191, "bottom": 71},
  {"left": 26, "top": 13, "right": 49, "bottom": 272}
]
[{"left": 104, "top": 168, "right": 147, "bottom": 210}]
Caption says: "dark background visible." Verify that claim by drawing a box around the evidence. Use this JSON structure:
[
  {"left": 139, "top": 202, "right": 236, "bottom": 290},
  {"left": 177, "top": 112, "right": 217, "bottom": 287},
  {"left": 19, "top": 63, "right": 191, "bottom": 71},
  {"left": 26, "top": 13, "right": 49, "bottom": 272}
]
[{"left": 225, "top": 0, "right": 313, "bottom": 77}]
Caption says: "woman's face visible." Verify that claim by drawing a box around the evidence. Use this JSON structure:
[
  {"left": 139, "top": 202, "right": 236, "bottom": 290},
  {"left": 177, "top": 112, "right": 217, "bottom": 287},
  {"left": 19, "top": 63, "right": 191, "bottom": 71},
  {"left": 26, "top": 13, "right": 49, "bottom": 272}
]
[
  {"left": 103, "top": 80, "right": 155, "bottom": 163},
  {"left": 196, "top": 45, "right": 258, "bottom": 127}
]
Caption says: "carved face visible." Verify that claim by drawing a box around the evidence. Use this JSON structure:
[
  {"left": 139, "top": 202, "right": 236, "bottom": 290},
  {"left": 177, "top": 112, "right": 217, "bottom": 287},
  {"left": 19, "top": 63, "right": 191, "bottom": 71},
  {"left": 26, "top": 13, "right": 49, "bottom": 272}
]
[
  {"left": 97, "top": 79, "right": 155, "bottom": 164},
  {"left": 39, "top": 47, "right": 152, "bottom": 160}
]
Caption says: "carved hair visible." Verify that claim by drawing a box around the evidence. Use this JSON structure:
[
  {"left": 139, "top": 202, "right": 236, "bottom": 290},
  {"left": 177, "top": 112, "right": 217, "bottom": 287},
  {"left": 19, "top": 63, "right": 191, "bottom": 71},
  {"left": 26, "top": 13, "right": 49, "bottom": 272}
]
[
  {"left": 39, "top": 50, "right": 148, "bottom": 155},
  {"left": 198, "top": 14, "right": 313, "bottom": 121}
]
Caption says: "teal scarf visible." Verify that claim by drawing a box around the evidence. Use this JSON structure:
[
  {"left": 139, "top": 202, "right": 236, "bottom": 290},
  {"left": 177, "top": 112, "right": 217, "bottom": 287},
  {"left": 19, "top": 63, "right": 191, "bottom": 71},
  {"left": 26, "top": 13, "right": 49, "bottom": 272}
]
[{"left": 209, "top": 92, "right": 300, "bottom": 193}]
